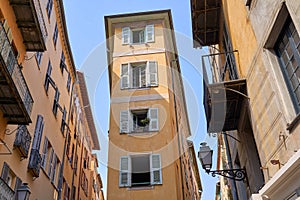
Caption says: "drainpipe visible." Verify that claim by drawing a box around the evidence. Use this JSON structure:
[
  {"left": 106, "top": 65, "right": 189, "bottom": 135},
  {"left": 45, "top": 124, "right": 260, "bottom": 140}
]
[
  {"left": 171, "top": 59, "right": 185, "bottom": 200},
  {"left": 223, "top": 132, "right": 239, "bottom": 200},
  {"left": 57, "top": 82, "right": 75, "bottom": 200}
]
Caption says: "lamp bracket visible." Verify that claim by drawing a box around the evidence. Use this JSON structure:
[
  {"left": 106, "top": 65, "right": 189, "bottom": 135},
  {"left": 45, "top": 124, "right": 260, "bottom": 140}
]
[{"left": 207, "top": 168, "right": 247, "bottom": 181}]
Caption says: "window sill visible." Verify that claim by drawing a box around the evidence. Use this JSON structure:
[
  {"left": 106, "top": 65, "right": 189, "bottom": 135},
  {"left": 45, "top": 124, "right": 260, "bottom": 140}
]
[
  {"left": 128, "top": 185, "right": 154, "bottom": 191},
  {"left": 121, "top": 85, "right": 158, "bottom": 91},
  {"left": 287, "top": 113, "right": 300, "bottom": 133}
]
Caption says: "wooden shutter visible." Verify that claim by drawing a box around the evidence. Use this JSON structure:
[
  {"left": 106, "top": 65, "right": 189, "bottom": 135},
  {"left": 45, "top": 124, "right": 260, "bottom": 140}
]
[
  {"left": 1, "top": 162, "right": 9, "bottom": 182},
  {"left": 147, "top": 61, "right": 158, "bottom": 86},
  {"left": 41, "top": 137, "right": 49, "bottom": 169},
  {"left": 122, "top": 27, "right": 131, "bottom": 44},
  {"left": 120, "top": 110, "right": 129, "bottom": 133},
  {"left": 48, "top": 148, "right": 54, "bottom": 177},
  {"left": 120, "top": 64, "right": 130, "bottom": 89},
  {"left": 32, "top": 115, "right": 44, "bottom": 150},
  {"left": 150, "top": 154, "right": 162, "bottom": 184},
  {"left": 119, "top": 156, "right": 131, "bottom": 187},
  {"left": 14, "top": 177, "right": 22, "bottom": 192},
  {"left": 145, "top": 25, "right": 154, "bottom": 43},
  {"left": 148, "top": 108, "right": 159, "bottom": 131}
]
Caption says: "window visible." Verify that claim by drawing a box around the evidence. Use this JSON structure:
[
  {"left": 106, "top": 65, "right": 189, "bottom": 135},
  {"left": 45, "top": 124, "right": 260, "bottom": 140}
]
[
  {"left": 275, "top": 17, "right": 300, "bottom": 113},
  {"left": 32, "top": 115, "right": 44, "bottom": 150},
  {"left": 122, "top": 24, "right": 154, "bottom": 44},
  {"left": 35, "top": 52, "right": 43, "bottom": 67},
  {"left": 53, "top": 88, "right": 60, "bottom": 116},
  {"left": 63, "top": 180, "right": 70, "bottom": 200},
  {"left": 44, "top": 61, "right": 55, "bottom": 93},
  {"left": 119, "top": 154, "right": 162, "bottom": 187},
  {"left": 1, "top": 162, "right": 22, "bottom": 193},
  {"left": 41, "top": 137, "right": 49, "bottom": 169},
  {"left": 53, "top": 23, "right": 58, "bottom": 47},
  {"left": 61, "top": 107, "right": 67, "bottom": 133},
  {"left": 120, "top": 61, "right": 158, "bottom": 89},
  {"left": 67, "top": 73, "right": 71, "bottom": 92},
  {"left": 46, "top": 0, "right": 53, "bottom": 18},
  {"left": 120, "top": 108, "right": 158, "bottom": 133},
  {"left": 60, "top": 52, "right": 66, "bottom": 74}
]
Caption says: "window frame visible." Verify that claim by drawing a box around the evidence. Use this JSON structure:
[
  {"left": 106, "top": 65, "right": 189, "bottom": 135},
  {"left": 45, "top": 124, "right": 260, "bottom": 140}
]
[
  {"left": 122, "top": 24, "right": 155, "bottom": 45},
  {"left": 46, "top": 0, "right": 53, "bottom": 19}
]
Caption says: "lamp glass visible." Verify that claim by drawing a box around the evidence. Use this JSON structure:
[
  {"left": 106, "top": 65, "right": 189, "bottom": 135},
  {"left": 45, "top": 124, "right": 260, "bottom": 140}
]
[
  {"left": 17, "top": 183, "right": 31, "bottom": 200},
  {"left": 198, "top": 145, "right": 213, "bottom": 171}
]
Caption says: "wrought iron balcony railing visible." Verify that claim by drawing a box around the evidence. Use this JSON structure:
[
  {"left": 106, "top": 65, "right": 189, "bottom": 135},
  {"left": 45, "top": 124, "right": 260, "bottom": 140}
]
[
  {"left": 13, "top": 125, "right": 32, "bottom": 158},
  {"left": 0, "top": 22, "right": 33, "bottom": 124},
  {"left": 28, "top": 149, "right": 42, "bottom": 177},
  {"left": 0, "top": 177, "right": 14, "bottom": 200},
  {"left": 9, "top": 0, "right": 47, "bottom": 51}
]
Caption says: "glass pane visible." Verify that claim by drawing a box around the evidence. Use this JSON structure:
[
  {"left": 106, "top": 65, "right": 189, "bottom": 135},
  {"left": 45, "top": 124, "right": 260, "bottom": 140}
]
[
  {"left": 282, "top": 34, "right": 288, "bottom": 47},
  {"left": 288, "top": 21, "right": 295, "bottom": 34},
  {"left": 295, "top": 87, "right": 300, "bottom": 104},
  {"left": 286, "top": 43, "right": 293, "bottom": 58},
  {"left": 292, "top": 31, "right": 300, "bottom": 46},
  {"left": 291, "top": 57, "right": 298, "bottom": 71},
  {"left": 282, "top": 51, "right": 289, "bottom": 65},
  {"left": 296, "top": 67, "right": 300, "bottom": 82},
  {"left": 286, "top": 63, "right": 294, "bottom": 77},
  {"left": 291, "top": 74, "right": 299, "bottom": 89}
]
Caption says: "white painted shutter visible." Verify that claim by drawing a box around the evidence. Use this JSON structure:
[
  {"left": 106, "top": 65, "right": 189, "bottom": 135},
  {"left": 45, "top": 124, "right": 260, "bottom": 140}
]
[
  {"left": 120, "top": 110, "right": 129, "bottom": 133},
  {"left": 150, "top": 154, "right": 162, "bottom": 184},
  {"left": 120, "top": 64, "right": 130, "bottom": 89},
  {"left": 147, "top": 61, "right": 158, "bottom": 86},
  {"left": 145, "top": 25, "right": 154, "bottom": 43},
  {"left": 122, "top": 27, "right": 131, "bottom": 44},
  {"left": 148, "top": 108, "right": 159, "bottom": 131},
  {"left": 119, "top": 156, "right": 131, "bottom": 187}
]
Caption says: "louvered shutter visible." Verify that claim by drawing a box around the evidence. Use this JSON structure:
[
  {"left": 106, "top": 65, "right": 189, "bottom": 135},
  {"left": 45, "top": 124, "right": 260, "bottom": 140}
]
[
  {"left": 41, "top": 137, "right": 49, "bottom": 169},
  {"left": 119, "top": 156, "right": 131, "bottom": 187},
  {"left": 150, "top": 154, "right": 162, "bottom": 184},
  {"left": 48, "top": 148, "right": 54, "bottom": 176},
  {"left": 1, "top": 162, "right": 9, "bottom": 182},
  {"left": 145, "top": 25, "right": 154, "bottom": 43},
  {"left": 51, "top": 154, "right": 57, "bottom": 183},
  {"left": 120, "top": 110, "right": 130, "bottom": 133},
  {"left": 122, "top": 27, "right": 131, "bottom": 44},
  {"left": 147, "top": 61, "right": 158, "bottom": 86},
  {"left": 148, "top": 108, "right": 159, "bottom": 131},
  {"left": 120, "top": 64, "right": 130, "bottom": 89},
  {"left": 32, "top": 115, "right": 44, "bottom": 150}
]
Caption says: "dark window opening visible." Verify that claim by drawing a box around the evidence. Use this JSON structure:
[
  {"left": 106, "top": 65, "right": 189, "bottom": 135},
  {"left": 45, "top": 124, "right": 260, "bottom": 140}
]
[
  {"left": 132, "top": 29, "right": 145, "bottom": 44},
  {"left": 131, "top": 155, "right": 150, "bottom": 187},
  {"left": 132, "top": 110, "right": 149, "bottom": 132}
]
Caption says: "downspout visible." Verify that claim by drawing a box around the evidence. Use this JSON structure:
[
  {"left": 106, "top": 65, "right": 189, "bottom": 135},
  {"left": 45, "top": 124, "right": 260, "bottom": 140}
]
[
  {"left": 171, "top": 59, "right": 185, "bottom": 200},
  {"left": 57, "top": 82, "right": 75, "bottom": 200},
  {"left": 223, "top": 133, "right": 239, "bottom": 200}
]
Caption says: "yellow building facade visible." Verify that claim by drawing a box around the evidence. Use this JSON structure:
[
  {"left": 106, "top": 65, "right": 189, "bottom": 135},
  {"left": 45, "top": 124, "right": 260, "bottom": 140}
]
[
  {"left": 105, "top": 10, "right": 202, "bottom": 200},
  {"left": 0, "top": 0, "right": 103, "bottom": 199},
  {"left": 192, "top": 0, "right": 300, "bottom": 199}
]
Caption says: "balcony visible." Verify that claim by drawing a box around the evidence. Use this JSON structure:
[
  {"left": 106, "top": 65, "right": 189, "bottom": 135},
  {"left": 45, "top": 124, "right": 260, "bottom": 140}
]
[
  {"left": 190, "top": 0, "right": 221, "bottom": 47},
  {"left": 0, "top": 23, "right": 33, "bottom": 124},
  {"left": 28, "top": 149, "right": 42, "bottom": 177},
  {"left": 0, "top": 177, "right": 14, "bottom": 200},
  {"left": 202, "top": 51, "right": 248, "bottom": 133},
  {"left": 9, "top": 0, "right": 47, "bottom": 51},
  {"left": 13, "top": 125, "right": 32, "bottom": 158}
]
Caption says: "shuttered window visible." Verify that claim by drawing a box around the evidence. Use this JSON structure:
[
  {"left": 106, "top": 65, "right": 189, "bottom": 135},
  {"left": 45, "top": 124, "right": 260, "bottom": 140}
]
[
  {"left": 46, "top": 0, "right": 53, "bottom": 18},
  {"left": 120, "top": 108, "right": 159, "bottom": 133},
  {"left": 122, "top": 25, "right": 155, "bottom": 44},
  {"left": 53, "top": 23, "right": 58, "bottom": 47},
  {"left": 41, "top": 137, "right": 49, "bottom": 169},
  {"left": 120, "top": 61, "right": 158, "bottom": 89},
  {"left": 32, "top": 115, "right": 44, "bottom": 150},
  {"left": 119, "top": 156, "right": 130, "bottom": 187},
  {"left": 150, "top": 154, "right": 162, "bottom": 184}
]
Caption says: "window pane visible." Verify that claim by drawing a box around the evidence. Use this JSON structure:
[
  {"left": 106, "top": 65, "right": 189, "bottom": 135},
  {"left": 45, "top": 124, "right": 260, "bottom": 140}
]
[
  {"left": 286, "top": 43, "right": 293, "bottom": 58},
  {"left": 292, "top": 31, "right": 300, "bottom": 46},
  {"left": 286, "top": 63, "right": 294, "bottom": 77},
  {"left": 282, "top": 51, "right": 289, "bottom": 64},
  {"left": 290, "top": 74, "right": 299, "bottom": 89}
]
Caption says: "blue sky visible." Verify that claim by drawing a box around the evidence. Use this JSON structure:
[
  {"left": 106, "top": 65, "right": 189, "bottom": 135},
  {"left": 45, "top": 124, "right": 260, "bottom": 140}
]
[{"left": 63, "top": 0, "right": 218, "bottom": 199}]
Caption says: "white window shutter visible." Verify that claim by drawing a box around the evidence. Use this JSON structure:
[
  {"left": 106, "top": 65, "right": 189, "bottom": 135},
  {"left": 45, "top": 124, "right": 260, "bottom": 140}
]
[
  {"left": 150, "top": 154, "right": 162, "bottom": 184},
  {"left": 120, "top": 64, "right": 130, "bottom": 89},
  {"left": 119, "top": 156, "right": 131, "bottom": 187},
  {"left": 148, "top": 108, "right": 159, "bottom": 131},
  {"left": 122, "top": 27, "right": 131, "bottom": 44},
  {"left": 147, "top": 61, "right": 158, "bottom": 86},
  {"left": 120, "top": 110, "right": 129, "bottom": 133},
  {"left": 145, "top": 25, "right": 154, "bottom": 43}
]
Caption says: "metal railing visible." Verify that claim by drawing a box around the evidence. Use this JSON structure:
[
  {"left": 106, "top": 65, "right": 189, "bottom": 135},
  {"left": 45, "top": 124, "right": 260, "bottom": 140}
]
[
  {"left": 14, "top": 125, "right": 32, "bottom": 158},
  {"left": 0, "top": 23, "right": 34, "bottom": 115},
  {"left": 28, "top": 149, "right": 42, "bottom": 177},
  {"left": 32, "top": 0, "right": 48, "bottom": 41}
]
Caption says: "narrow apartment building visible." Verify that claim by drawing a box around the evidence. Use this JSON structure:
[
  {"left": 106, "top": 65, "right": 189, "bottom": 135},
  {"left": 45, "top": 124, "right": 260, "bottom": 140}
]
[
  {"left": 0, "top": 0, "right": 103, "bottom": 199},
  {"left": 191, "top": 0, "right": 300, "bottom": 199},
  {"left": 105, "top": 10, "right": 202, "bottom": 200}
]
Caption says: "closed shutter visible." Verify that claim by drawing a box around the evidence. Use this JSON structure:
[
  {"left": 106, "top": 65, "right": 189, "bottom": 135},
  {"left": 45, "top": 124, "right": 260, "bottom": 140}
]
[
  {"left": 1, "top": 162, "right": 9, "bottom": 182},
  {"left": 122, "top": 27, "right": 131, "bottom": 44},
  {"left": 41, "top": 137, "right": 49, "bottom": 169},
  {"left": 148, "top": 108, "right": 159, "bottom": 131},
  {"left": 51, "top": 155, "right": 57, "bottom": 183},
  {"left": 150, "top": 154, "right": 162, "bottom": 184},
  {"left": 119, "top": 156, "right": 131, "bottom": 187},
  {"left": 147, "top": 61, "right": 158, "bottom": 86},
  {"left": 120, "top": 64, "right": 130, "bottom": 89},
  {"left": 145, "top": 25, "right": 154, "bottom": 43},
  {"left": 120, "top": 110, "right": 129, "bottom": 133},
  {"left": 48, "top": 148, "right": 54, "bottom": 177}
]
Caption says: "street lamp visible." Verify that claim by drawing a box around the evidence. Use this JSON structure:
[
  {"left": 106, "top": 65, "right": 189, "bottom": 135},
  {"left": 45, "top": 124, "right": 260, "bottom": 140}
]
[
  {"left": 17, "top": 183, "right": 31, "bottom": 200},
  {"left": 198, "top": 143, "right": 247, "bottom": 181}
]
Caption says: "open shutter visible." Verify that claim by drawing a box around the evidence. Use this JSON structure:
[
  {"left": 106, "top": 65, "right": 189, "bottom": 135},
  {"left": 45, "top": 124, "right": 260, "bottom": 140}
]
[
  {"left": 119, "top": 156, "right": 131, "bottom": 187},
  {"left": 122, "top": 27, "right": 131, "bottom": 44},
  {"left": 48, "top": 148, "right": 54, "bottom": 177},
  {"left": 32, "top": 115, "right": 44, "bottom": 150},
  {"left": 120, "top": 110, "right": 129, "bottom": 133},
  {"left": 120, "top": 64, "right": 130, "bottom": 89},
  {"left": 145, "top": 25, "right": 154, "bottom": 43},
  {"left": 147, "top": 61, "right": 158, "bottom": 86},
  {"left": 151, "top": 154, "right": 162, "bottom": 184},
  {"left": 148, "top": 108, "right": 159, "bottom": 131},
  {"left": 1, "top": 162, "right": 9, "bottom": 182},
  {"left": 41, "top": 137, "right": 49, "bottom": 169}
]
